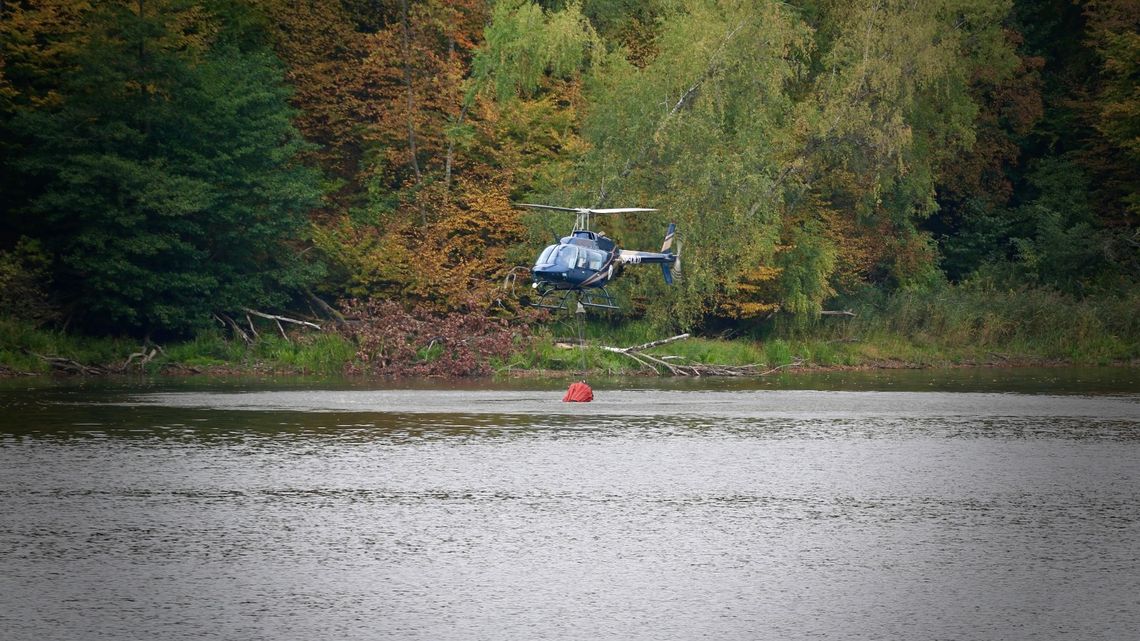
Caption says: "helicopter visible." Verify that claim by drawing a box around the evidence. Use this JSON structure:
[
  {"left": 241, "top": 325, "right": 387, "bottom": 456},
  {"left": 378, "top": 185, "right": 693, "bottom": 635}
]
[{"left": 514, "top": 203, "right": 680, "bottom": 311}]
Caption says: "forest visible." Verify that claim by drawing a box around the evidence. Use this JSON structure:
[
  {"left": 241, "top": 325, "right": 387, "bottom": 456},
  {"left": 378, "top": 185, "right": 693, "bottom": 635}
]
[{"left": 0, "top": 0, "right": 1137, "bottom": 374}]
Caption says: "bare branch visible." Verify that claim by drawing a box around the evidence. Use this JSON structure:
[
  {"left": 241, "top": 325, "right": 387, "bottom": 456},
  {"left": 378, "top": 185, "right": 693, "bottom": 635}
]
[{"left": 244, "top": 309, "right": 322, "bottom": 330}]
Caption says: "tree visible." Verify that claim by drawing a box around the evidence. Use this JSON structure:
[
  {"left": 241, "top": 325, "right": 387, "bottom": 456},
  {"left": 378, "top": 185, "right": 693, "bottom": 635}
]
[
  {"left": 7, "top": 0, "right": 321, "bottom": 334},
  {"left": 555, "top": 0, "right": 1027, "bottom": 327}
]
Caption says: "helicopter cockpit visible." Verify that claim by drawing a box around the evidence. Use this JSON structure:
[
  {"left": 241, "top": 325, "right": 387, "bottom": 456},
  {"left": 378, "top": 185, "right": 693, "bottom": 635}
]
[{"left": 535, "top": 245, "right": 608, "bottom": 271}]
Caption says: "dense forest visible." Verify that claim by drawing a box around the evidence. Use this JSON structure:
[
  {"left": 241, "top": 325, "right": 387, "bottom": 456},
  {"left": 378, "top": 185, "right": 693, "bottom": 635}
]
[{"left": 1, "top": 0, "right": 1137, "bottom": 344}]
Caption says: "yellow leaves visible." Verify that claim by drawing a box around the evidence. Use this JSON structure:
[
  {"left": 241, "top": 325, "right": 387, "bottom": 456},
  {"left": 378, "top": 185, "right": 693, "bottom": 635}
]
[
  {"left": 740, "top": 265, "right": 783, "bottom": 283},
  {"left": 719, "top": 300, "right": 782, "bottom": 318},
  {"left": 312, "top": 175, "right": 525, "bottom": 310},
  {"left": 0, "top": 0, "right": 92, "bottom": 108},
  {"left": 716, "top": 263, "right": 783, "bottom": 319},
  {"left": 495, "top": 79, "right": 589, "bottom": 194}
]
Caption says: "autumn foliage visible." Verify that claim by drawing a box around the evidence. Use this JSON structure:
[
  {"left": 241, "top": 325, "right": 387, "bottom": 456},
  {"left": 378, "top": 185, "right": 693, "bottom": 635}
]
[{"left": 0, "top": 0, "right": 1136, "bottom": 341}]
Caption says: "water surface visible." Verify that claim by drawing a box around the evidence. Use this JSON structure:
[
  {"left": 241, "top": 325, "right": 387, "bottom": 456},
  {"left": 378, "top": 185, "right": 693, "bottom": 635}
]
[{"left": 1, "top": 369, "right": 1138, "bottom": 640}]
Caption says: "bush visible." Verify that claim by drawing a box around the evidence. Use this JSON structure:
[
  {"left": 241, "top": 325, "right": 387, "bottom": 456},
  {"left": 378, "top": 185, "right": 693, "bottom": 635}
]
[{"left": 340, "top": 299, "right": 534, "bottom": 376}]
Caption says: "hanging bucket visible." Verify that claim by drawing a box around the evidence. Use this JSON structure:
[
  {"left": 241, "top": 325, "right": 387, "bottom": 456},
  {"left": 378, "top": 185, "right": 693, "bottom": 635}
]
[{"left": 562, "top": 380, "right": 593, "bottom": 402}]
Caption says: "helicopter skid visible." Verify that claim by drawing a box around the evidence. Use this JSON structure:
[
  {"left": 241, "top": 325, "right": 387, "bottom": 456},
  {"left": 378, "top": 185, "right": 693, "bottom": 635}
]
[{"left": 528, "top": 287, "right": 619, "bottom": 311}]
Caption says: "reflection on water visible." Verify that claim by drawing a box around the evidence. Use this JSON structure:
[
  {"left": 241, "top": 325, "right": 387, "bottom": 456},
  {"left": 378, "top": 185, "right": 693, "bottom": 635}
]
[{"left": 0, "top": 370, "right": 1138, "bottom": 640}]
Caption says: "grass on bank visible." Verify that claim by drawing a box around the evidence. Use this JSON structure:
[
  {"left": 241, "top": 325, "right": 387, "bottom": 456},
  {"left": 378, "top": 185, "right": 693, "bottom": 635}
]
[
  {"left": 0, "top": 319, "right": 356, "bottom": 376},
  {"left": 1, "top": 284, "right": 1137, "bottom": 376},
  {"left": 513, "top": 284, "right": 1140, "bottom": 373},
  {"left": 827, "top": 284, "right": 1140, "bottom": 366}
]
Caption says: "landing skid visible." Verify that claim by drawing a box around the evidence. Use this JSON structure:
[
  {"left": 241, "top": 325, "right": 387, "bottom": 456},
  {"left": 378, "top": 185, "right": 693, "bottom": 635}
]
[{"left": 525, "top": 287, "right": 620, "bottom": 312}]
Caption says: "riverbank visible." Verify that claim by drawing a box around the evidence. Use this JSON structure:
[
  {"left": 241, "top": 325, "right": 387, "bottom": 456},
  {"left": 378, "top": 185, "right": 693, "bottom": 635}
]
[
  {"left": 2, "top": 285, "right": 1137, "bottom": 378},
  {"left": 0, "top": 322, "right": 1134, "bottom": 380}
]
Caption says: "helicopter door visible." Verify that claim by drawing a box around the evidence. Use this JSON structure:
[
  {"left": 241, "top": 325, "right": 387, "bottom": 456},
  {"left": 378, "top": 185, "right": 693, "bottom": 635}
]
[{"left": 580, "top": 248, "right": 606, "bottom": 270}]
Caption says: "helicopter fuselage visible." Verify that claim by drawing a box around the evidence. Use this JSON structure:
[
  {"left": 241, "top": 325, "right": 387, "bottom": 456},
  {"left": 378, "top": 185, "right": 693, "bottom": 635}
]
[
  {"left": 531, "top": 229, "right": 678, "bottom": 292},
  {"left": 531, "top": 231, "right": 620, "bottom": 290}
]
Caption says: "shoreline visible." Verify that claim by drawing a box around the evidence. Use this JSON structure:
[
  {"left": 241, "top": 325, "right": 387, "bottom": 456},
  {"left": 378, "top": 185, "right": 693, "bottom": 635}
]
[{"left": 3, "top": 354, "right": 1135, "bottom": 381}]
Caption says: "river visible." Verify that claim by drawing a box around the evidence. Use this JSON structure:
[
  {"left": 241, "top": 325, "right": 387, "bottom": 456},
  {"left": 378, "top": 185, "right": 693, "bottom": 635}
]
[{"left": 1, "top": 368, "right": 1138, "bottom": 640}]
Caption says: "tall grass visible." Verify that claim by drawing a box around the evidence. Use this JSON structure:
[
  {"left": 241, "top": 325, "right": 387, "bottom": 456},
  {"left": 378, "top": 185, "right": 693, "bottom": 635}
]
[
  {"left": 2, "top": 284, "right": 1135, "bottom": 377},
  {"left": 823, "top": 285, "right": 1140, "bottom": 364},
  {"left": 0, "top": 320, "right": 358, "bottom": 375},
  {"left": 515, "top": 284, "right": 1140, "bottom": 374},
  {"left": 0, "top": 318, "right": 139, "bottom": 372}
]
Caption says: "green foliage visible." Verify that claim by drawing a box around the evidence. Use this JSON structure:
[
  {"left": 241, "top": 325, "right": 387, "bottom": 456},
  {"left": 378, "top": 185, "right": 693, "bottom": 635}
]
[
  {"left": 0, "top": 319, "right": 356, "bottom": 375},
  {"left": 1, "top": 0, "right": 1136, "bottom": 363},
  {"left": 827, "top": 282, "right": 1140, "bottom": 363},
  {"left": 0, "top": 317, "right": 140, "bottom": 373},
  {"left": 763, "top": 339, "right": 793, "bottom": 366},
  {"left": 469, "top": 0, "right": 601, "bottom": 102},
  {"left": 1008, "top": 157, "right": 1106, "bottom": 292},
  {"left": 159, "top": 330, "right": 247, "bottom": 367},
  {"left": 776, "top": 226, "right": 837, "bottom": 316},
  {"left": 572, "top": 0, "right": 812, "bottom": 328},
  {"left": 248, "top": 333, "right": 356, "bottom": 375},
  {"left": 547, "top": 0, "right": 1022, "bottom": 329},
  {"left": 4, "top": 0, "right": 321, "bottom": 336}
]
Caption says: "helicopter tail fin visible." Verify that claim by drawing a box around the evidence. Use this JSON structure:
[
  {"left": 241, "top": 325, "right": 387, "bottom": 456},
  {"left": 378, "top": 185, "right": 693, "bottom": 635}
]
[{"left": 660, "top": 223, "right": 678, "bottom": 285}]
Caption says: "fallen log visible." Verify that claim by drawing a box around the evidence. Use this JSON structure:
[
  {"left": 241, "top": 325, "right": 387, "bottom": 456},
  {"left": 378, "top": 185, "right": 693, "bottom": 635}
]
[
  {"left": 122, "top": 347, "right": 158, "bottom": 370},
  {"left": 303, "top": 287, "right": 348, "bottom": 326},
  {"left": 216, "top": 314, "right": 253, "bottom": 344},
  {"left": 599, "top": 344, "right": 685, "bottom": 375},
  {"left": 560, "top": 333, "right": 803, "bottom": 377},
  {"left": 625, "top": 333, "right": 691, "bottom": 352},
  {"left": 245, "top": 309, "right": 321, "bottom": 331},
  {"left": 27, "top": 351, "right": 108, "bottom": 375},
  {"left": 757, "top": 357, "right": 805, "bottom": 376}
]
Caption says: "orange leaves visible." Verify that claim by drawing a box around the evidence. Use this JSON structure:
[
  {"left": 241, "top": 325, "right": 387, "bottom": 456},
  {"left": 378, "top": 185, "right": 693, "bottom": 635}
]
[
  {"left": 313, "top": 174, "right": 526, "bottom": 311},
  {"left": 356, "top": 0, "right": 488, "bottom": 189},
  {"left": 393, "top": 176, "right": 526, "bottom": 308}
]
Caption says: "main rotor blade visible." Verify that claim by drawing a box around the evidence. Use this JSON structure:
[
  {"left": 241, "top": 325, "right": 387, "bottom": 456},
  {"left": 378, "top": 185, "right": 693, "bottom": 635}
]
[
  {"left": 513, "top": 203, "right": 583, "bottom": 212},
  {"left": 513, "top": 203, "right": 658, "bottom": 214}
]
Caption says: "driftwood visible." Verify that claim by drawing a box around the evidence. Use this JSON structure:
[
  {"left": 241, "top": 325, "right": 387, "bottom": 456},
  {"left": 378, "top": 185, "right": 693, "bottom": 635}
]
[
  {"left": 245, "top": 314, "right": 261, "bottom": 340},
  {"left": 625, "top": 333, "right": 692, "bottom": 352},
  {"left": 820, "top": 309, "right": 857, "bottom": 317},
  {"left": 214, "top": 309, "right": 321, "bottom": 345},
  {"left": 244, "top": 309, "right": 321, "bottom": 331},
  {"left": 603, "top": 333, "right": 785, "bottom": 376},
  {"left": 757, "top": 357, "right": 805, "bottom": 376},
  {"left": 563, "top": 332, "right": 804, "bottom": 377},
  {"left": 303, "top": 288, "right": 348, "bottom": 326},
  {"left": 122, "top": 347, "right": 159, "bottom": 370},
  {"left": 27, "top": 351, "right": 109, "bottom": 376},
  {"left": 216, "top": 313, "right": 253, "bottom": 344}
]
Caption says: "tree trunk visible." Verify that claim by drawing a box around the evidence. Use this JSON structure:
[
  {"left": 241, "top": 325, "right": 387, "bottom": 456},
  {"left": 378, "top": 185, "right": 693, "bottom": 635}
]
[{"left": 399, "top": 0, "right": 422, "bottom": 189}]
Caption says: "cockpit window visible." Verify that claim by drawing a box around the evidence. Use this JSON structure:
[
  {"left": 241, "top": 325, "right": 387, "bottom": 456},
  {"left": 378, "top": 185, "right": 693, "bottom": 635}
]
[
  {"left": 536, "top": 245, "right": 557, "bottom": 266},
  {"left": 553, "top": 245, "right": 579, "bottom": 268},
  {"left": 536, "top": 244, "right": 605, "bottom": 270}
]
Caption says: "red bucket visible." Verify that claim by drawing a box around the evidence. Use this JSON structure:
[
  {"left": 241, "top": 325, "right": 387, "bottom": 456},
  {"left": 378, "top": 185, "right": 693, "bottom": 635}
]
[{"left": 562, "top": 381, "right": 593, "bottom": 402}]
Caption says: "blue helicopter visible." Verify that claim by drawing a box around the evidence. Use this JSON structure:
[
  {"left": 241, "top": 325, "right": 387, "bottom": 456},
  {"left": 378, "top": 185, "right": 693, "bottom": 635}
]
[{"left": 515, "top": 203, "right": 680, "bottom": 311}]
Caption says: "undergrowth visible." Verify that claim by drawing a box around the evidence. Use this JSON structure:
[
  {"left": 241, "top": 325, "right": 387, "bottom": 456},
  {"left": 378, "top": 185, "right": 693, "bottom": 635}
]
[{"left": 1, "top": 284, "right": 1136, "bottom": 377}]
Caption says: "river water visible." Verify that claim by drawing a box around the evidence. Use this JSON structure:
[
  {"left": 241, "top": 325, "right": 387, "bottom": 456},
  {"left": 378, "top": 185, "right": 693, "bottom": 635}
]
[{"left": 1, "top": 368, "right": 1138, "bottom": 640}]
